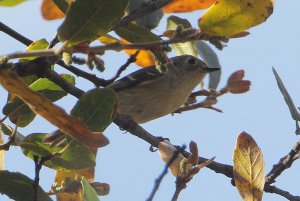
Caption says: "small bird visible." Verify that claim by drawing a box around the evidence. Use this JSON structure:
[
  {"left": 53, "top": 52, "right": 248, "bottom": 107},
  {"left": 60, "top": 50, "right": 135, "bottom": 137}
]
[
  {"left": 43, "top": 55, "right": 219, "bottom": 145},
  {"left": 109, "top": 54, "right": 219, "bottom": 123}
]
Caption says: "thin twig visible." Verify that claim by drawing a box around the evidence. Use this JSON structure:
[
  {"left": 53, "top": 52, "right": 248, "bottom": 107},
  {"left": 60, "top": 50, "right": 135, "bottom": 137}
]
[
  {"left": 33, "top": 154, "right": 54, "bottom": 201},
  {"left": 264, "top": 185, "right": 300, "bottom": 201},
  {"left": 146, "top": 145, "right": 184, "bottom": 201},
  {"left": 0, "top": 21, "right": 32, "bottom": 46},
  {"left": 104, "top": 50, "right": 140, "bottom": 85},
  {"left": 0, "top": 124, "right": 17, "bottom": 150},
  {"left": 266, "top": 140, "right": 300, "bottom": 184}
]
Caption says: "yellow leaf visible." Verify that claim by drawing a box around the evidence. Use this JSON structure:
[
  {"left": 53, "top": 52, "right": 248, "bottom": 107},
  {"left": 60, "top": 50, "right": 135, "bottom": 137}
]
[
  {"left": 20, "top": 39, "right": 49, "bottom": 61},
  {"left": 164, "top": 0, "right": 215, "bottom": 13},
  {"left": 41, "top": 0, "right": 65, "bottom": 20},
  {"left": 233, "top": 132, "right": 265, "bottom": 201},
  {"left": 98, "top": 34, "right": 119, "bottom": 45},
  {"left": 199, "top": 0, "right": 274, "bottom": 37},
  {"left": 0, "top": 68, "right": 109, "bottom": 148},
  {"left": 55, "top": 168, "right": 95, "bottom": 200}
]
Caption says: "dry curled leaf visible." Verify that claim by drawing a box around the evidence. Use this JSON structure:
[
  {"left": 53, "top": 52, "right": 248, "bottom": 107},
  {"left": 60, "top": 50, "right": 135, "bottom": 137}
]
[{"left": 233, "top": 132, "right": 265, "bottom": 201}]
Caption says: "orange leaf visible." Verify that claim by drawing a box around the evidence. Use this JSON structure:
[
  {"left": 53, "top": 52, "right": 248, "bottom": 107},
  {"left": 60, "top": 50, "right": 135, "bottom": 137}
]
[
  {"left": 121, "top": 39, "right": 155, "bottom": 67},
  {"left": 124, "top": 49, "right": 155, "bottom": 67},
  {"left": 41, "top": 0, "right": 65, "bottom": 20},
  {"left": 164, "top": 0, "right": 215, "bottom": 13},
  {"left": 0, "top": 68, "right": 109, "bottom": 148}
]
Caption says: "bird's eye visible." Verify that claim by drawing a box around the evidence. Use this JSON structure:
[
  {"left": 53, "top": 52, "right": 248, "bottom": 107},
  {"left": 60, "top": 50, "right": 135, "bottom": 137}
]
[{"left": 187, "top": 57, "right": 196, "bottom": 65}]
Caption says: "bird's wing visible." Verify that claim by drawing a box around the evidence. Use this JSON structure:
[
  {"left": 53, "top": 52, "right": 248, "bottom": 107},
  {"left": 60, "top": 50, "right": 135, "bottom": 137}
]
[{"left": 108, "top": 66, "right": 163, "bottom": 92}]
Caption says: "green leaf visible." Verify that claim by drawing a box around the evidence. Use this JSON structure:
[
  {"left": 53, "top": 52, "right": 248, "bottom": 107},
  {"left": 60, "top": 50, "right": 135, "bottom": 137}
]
[
  {"left": 20, "top": 133, "right": 96, "bottom": 170},
  {"left": 272, "top": 68, "right": 300, "bottom": 135},
  {"left": 2, "top": 74, "right": 75, "bottom": 127},
  {"left": 195, "top": 41, "right": 221, "bottom": 89},
  {"left": 0, "top": 171, "right": 52, "bottom": 201},
  {"left": 128, "top": 0, "right": 163, "bottom": 30},
  {"left": 0, "top": 0, "right": 26, "bottom": 6},
  {"left": 58, "top": 0, "right": 129, "bottom": 45},
  {"left": 115, "top": 23, "right": 161, "bottom": 43},
  {"left": 19, "top": 39, "right": 49, "bottom": 62},
  {"left": 82, "top": 177, "right": 100, "bottom": 201},
  {"left": 166, "top": 16, "right": 198, "bottom": 57},
  {"left": 71, "top": 88, "right": 117, "bottom": 132}
]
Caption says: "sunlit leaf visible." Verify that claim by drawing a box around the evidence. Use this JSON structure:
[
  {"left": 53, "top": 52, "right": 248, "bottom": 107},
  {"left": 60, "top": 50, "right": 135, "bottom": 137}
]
[
  {"left": 0, "top": 68, "right": 109, "bottom": 148},
  {"left": 199, "top": 0, "right": 274, "bottom": 37},
  {"left": 0, "top": 171, "right": 52, "bottom": 201},
  {"left": 0, "top": 0, "right": 26, "bottom": 6},
  {"left": 166, "top": 16, "right": 198, "bottom": 57},
  {"left": 20, "top": 39, "right": 49, "bottom": 61},
  {"left": 163, "top": 0, "right": 215, "bottom": 13},
  {"left": 82, "top": 177, "right": 100, "bottom": 201},
  {"left": 273, "top": 68, "right": 300, "bottom": 134},
  {"left": 19, "top": 39, "right": 50, "bottom": 85},
  {"left": 98, "top": 34, "right": 119, "bottom": 45},
  {"left": 58, "top": 0, "right": 129, "bottom": 45},
  {"left": 233, "top": 132, "right": 265, "bottom": 201}
]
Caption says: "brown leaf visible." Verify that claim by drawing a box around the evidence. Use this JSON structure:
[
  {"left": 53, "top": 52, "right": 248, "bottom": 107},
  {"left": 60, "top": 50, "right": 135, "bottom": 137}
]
[
  {"left": 233, "top": 132, "right": 265, "bottom": 201},
  {"left": 228, "top": 80, "right": 251, "bottom": 94},
  {"left": 226, "top": 70, "right": 251, "bottom": 94},
  {"left": 0, "top": 68, "right": 109, "bottom": 148},
  {"left": 228, "top": 70, "right": 245, "bottom": 85},
  {"left": 187, "top": 141, "right": 198, "bottom": 166}
]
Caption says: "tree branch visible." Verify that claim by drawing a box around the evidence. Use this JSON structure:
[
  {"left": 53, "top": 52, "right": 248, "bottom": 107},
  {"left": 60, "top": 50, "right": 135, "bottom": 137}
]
[{"left": 266, "top": 140, "right": 300, "bottom": 184}]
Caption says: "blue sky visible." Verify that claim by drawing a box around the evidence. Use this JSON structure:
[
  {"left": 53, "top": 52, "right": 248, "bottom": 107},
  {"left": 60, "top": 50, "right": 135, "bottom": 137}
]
[{"left": 0, "top": 0, "right": 299, "bottom": 201}]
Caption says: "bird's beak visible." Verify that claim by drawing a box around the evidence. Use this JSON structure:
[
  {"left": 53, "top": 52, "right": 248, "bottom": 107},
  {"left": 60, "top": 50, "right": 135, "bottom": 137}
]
[{"left": 202, "top": 67, "right": 220, "bottom": 72}]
